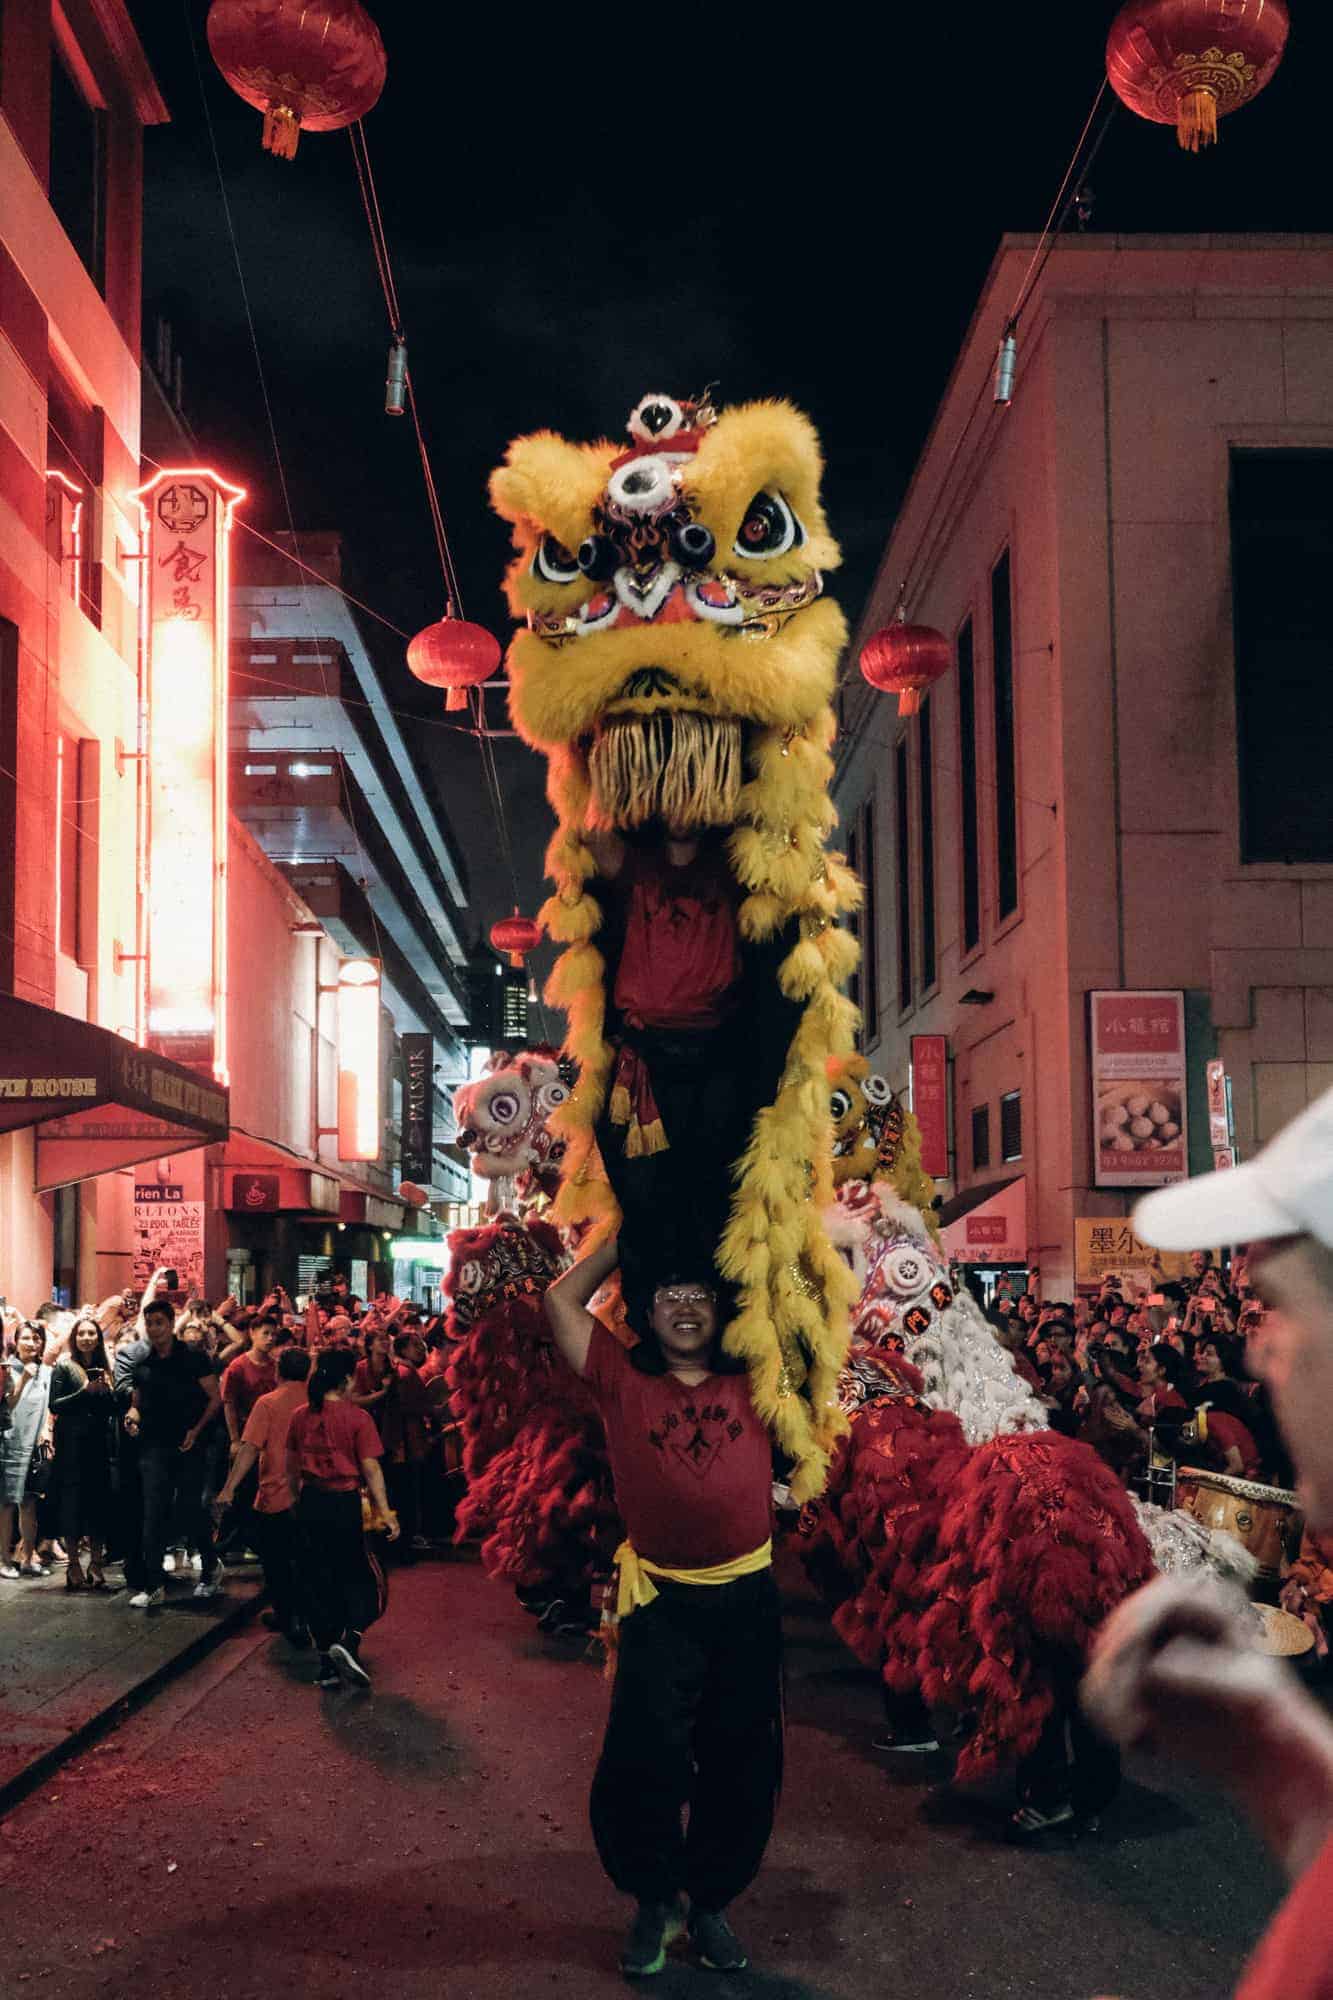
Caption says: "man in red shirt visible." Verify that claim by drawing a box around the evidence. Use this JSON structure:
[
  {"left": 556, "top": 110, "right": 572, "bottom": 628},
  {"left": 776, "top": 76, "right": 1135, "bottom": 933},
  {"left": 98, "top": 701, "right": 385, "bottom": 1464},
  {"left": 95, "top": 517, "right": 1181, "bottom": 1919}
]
[
  {"left": 213, "top": 1346, "right": 310, "bottom": 1645},
  {"left": 218, "top": 1312, "right": 279, "bottom": 1556},
  {"left": 545, "top": 1234, "right": 777, "bottom": 1980},
  {"left": 1084, "top": 1084, "right": 1333, "bottom": 2000}
]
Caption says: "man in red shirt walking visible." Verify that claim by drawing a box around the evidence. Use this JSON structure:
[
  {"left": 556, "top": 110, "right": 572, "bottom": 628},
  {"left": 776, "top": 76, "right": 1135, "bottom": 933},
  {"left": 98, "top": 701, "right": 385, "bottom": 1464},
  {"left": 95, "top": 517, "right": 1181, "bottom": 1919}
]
[
  {"left": 1085, "top": 1085, "right": 1333, "bottom": 2000},
  {"left": 213, "top": 1346, "right": 310, "bottom": 1646},
  {"left": 545, "top": 1235, "right": 778, "bottom": 1979}
]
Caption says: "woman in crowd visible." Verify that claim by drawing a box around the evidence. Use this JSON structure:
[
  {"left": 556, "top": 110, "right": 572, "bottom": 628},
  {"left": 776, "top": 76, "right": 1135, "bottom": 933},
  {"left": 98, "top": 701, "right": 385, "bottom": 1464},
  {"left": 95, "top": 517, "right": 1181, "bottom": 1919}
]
[
  {"left": 49, "top": 1316, "right": 116, "bottom": 1589},
  {"left": 288, "top": 1348, "right": 399, "bottom": 1690},
  {"left": 352, "top": 1323, "right": 427, "bottom": 1553},
  {"left": 0, "top": 1322, "right": 54, "bottom": 1577}
]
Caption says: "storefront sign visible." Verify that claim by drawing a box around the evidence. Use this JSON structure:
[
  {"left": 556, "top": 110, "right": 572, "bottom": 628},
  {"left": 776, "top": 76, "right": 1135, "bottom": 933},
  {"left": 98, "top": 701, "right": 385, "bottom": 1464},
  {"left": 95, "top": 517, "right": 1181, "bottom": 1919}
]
[
  {"left": 941, "top": 1176, "right": 1027, "bottom": 1265},
  {"left": 400, "top": 1033, "right": 434, "bottom": 1185},
  {"left": 1090, "top": 990, "right": 1187, "bottom": 1190},
  {"left": 1074, "top": 1219, "right": 1220, "bottom": 1294},
  {"left": 133, "top": 467, "right": 246, "bottom": 1082},
  {"left": 132, "top": 1184, "right": 205, "bottom": 1295},
  {"left": 231, "top": 1172, "right": 279, "bottom": 1212},
  {"left": 910, "top": 1035, "right": 949, "bottom": 1179}
]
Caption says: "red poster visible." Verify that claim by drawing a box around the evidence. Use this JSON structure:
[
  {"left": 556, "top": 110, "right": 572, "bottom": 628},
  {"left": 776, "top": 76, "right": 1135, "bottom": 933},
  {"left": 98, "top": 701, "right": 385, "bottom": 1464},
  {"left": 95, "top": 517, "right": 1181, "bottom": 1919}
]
[
  {"left": 910, "top": 1035, "right": 949, "bottom": 1179},
  {"left": 1090, "top": 991, "right": 1187, "bottom": 1190},
  {"left": 966, "top": 1214, "right": 1007, "bottom": 1245}
]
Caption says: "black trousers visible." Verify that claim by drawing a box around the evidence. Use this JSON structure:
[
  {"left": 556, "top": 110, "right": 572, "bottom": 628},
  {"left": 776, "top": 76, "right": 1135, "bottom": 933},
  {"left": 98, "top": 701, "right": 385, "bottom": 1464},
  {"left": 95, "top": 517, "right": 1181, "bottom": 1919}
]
[
  {"left": 296, "top": 1488, "right": 381, "bottom": 1652},
  {"left": 1015, "top": 1653, "right": 1121, "bottom": 1817},
  {"left": 140, "top": 1443, "right": 217, "bottom": 1592},
  {"left": 249, "top": 1509, "right": 303, "bottom": 1633},
  {"left": 590, "top": 1568, "right": 783, "bottom": 1913},
  {"left": 115, "top": 1431, "right": 144, "bottom": 1589}
]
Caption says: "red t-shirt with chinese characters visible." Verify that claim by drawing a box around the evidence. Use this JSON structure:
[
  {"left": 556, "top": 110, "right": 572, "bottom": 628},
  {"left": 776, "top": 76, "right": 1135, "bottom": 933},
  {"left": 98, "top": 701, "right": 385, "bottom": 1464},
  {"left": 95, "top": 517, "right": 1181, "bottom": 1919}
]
[
  {"left": 581, "top": 1321, "right": 772, "bottom": 1569},
  {"left": 287, "top": 1398, "right": 382, "bottom": 1493},
  {"left": 612, "top": 846, "right": 741, "bottom": 1030},
  {"left": 1234, "top": 1830, "right": 1333, "bottom": 2000},
  {"left": 221, "top": 1351, "right": 277, "bottom": 1430}
]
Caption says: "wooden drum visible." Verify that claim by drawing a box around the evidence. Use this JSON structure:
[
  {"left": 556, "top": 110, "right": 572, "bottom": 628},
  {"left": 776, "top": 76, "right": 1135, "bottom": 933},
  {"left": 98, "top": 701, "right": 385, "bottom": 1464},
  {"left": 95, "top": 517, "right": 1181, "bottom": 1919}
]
[{"left": 1176, "top": 1466, "right": 1302, "bottom": 1582}]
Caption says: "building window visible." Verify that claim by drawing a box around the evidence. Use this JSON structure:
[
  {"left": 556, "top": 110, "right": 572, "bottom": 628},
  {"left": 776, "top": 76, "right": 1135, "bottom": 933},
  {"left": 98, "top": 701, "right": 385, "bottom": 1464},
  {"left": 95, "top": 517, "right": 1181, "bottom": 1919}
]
[
  {"left": 859, "top": 794, "right": 880, "bottom": 1042},
  {"left": 992, "top": 549, "right": 1018, "bottom": 917},
  {"left": 48, "top": 39, "right": 106, "bottom": 292},
  {"left": 957, "top": 617, "right": 980, "bottom": 952},
  {"left": 46, "top": 363, "right": 100, "bottom": 627},
  {"left": 1000, "top": 1089, "right": 1022, "bottom": 1163},
  {"left": 971, "top": 1103, "right": 991, "bottom": 1171},
  {"left": 894, "top": 746, "right": 911, "bottom": 1013},
  {"left": 1231, "top": 451, "right": 1333, "bottom": 864},
  {"left": 919, "top": 698, "right": 936, "bottom": 991}
]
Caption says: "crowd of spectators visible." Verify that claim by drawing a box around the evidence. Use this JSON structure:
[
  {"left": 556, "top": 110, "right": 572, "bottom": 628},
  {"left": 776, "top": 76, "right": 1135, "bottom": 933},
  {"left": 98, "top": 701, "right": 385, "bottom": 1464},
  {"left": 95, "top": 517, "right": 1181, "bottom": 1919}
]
[{"left": 0, "top": 1267, "right": 460, "bottom": 1601}]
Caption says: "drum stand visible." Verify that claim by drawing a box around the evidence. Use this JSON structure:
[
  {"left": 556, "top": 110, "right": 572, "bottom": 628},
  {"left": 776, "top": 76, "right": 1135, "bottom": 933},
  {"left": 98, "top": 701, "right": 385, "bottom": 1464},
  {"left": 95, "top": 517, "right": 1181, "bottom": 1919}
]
[{"left": 1136, "top": 1425, "right": 1177, "bottom": 1510}]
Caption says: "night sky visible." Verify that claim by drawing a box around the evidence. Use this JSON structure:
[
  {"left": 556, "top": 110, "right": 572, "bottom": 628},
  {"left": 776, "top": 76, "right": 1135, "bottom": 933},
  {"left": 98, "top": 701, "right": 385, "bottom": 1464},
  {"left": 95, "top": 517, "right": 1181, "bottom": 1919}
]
[{"left": 128, "top": 3, "right": 1329, "bottom": 975}]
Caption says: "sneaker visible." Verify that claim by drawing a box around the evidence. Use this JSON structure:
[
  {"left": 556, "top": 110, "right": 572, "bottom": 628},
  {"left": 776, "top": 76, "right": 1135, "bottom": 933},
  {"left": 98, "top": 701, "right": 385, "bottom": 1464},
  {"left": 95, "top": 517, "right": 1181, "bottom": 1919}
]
[
  {"left": 688, "top": 1908, "right": 748, "bottom": 1972},
  {"left": 314, "top": 1655, "right": 341, "bottom": 1689},
  {"left": 621, "top": 1900, "right": 684, "bottom": 1977},
  {"left": 161, "top": 1552, "right": 176, "bottom": 1574},
  {"left": 20, "top": 1560, "right": 51, "bottom": 1578},
  {"left": 190, "top": 1553, "right": 203, "bottom": 1573},
  {"left": 129, "top": 1588, "right": 166, "bottom": 1610},
  {"left": 410, "top": 1534, "right": 430, "bottom": 1552},
  {"left": 872, "top": 1729, "right": 941, "bottom": 1754},
  {"left": 0, "top": 1565, "right": 20, "bottom": 1581},
  {"left": 192, "top": 1578, "right": 222, "bottom": 1601},
  {"left": 330, "top": 1641, "right": 371, "bottom": 1690}
]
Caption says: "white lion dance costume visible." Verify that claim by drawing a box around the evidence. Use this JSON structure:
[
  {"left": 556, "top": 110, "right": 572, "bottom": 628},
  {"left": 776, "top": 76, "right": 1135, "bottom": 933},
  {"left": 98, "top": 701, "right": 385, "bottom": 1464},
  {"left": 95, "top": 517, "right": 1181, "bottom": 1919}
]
[{"left": 805, "top": 1060, "right": 1232, "bottom": 1786}]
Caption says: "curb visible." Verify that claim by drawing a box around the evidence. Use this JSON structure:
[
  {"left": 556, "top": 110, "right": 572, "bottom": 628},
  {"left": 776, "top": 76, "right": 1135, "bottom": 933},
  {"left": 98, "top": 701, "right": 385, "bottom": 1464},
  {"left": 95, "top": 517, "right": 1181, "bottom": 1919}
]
[{"left": 0, "top": 1585, "right": 263, "bottom": 1819}]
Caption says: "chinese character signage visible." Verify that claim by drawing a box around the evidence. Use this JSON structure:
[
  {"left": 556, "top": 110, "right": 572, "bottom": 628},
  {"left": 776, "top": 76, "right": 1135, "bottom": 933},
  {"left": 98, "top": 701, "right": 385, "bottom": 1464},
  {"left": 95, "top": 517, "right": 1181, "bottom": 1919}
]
[
  {"left": 910, "top": 1035, "right": 949, "bottom": 1179},
  {"left": 400, "top": 1033, "right": 434, "bottom": 1185},
  {"left": 1075, "top": 1219, "right": 1217, "bottom": 1294},
  {"left": 133, "top": 468, "right": 246, "bottom": 1081},
  {"left": 1090, "top": 990, "right": 1188, "bottom": 1189}
]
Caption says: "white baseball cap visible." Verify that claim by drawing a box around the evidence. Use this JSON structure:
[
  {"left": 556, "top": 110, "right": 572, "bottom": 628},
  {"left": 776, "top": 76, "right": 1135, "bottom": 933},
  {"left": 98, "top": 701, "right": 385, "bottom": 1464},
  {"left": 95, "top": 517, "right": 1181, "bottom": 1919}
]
[{"left": 1134, "top": 1084, "right": 1333, "bottom": 1252}]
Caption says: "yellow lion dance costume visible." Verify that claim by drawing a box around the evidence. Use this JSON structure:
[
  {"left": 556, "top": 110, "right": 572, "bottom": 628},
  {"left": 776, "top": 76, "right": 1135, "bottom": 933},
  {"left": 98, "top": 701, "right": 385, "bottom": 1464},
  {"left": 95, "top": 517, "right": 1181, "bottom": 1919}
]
[{"left": 491, "top": 390, "right": 861, "bottom": 1498}]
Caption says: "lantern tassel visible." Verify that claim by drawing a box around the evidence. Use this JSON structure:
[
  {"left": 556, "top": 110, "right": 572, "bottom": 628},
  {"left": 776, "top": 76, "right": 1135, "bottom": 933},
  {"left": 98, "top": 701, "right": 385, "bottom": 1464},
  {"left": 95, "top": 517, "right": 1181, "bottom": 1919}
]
[
  {"left": 262, "top": 103, "right": 301, "bottom": 160},
  {"left": 446, "top": 686, "right": 467, "bottom": 712},
  {"left": 1176, "top": 87, "right": 1219, "bottom": 152},
  {"left": 897, "top": 689, "right": 922, "bottom": 717}
]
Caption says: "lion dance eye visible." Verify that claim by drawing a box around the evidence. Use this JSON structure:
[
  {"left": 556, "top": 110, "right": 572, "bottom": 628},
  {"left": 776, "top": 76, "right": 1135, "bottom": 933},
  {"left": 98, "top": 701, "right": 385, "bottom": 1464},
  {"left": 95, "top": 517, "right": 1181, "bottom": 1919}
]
[
  {"left": 577, "top": 535, "right": 618, "bottom": 580},
  {"left": 862, "top": 1074, "right": 892, "bottom": 1107},
  {"left": 829, "top": 1088, "right": 853, "bottom": 1122},
  {"left": 733, "top": 491, "right": 802, "bottom": 559},
  {"left": 534, "top": 534, "right": 581, "bottom": 585},
  {"left": 485, "top": 1090, "right": 522, "bottom": 1126}
]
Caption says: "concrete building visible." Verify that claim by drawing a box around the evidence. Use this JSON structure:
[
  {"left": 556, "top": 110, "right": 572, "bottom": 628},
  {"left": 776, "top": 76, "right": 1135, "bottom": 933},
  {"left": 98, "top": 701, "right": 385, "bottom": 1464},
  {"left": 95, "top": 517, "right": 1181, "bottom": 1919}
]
[{"left": 834, "top": 233, "right": 1333, "bottom": 1299}]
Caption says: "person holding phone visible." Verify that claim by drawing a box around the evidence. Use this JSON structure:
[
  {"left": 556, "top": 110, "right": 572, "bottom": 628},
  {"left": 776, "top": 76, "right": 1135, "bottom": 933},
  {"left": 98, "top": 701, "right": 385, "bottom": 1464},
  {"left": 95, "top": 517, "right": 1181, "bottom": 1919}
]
[
  {"left": 0, "top": 1323, "right": 54, "bottom": 1577},
  {"left": 50, "top": 1316, "right": 116, "bottom": 1590}
]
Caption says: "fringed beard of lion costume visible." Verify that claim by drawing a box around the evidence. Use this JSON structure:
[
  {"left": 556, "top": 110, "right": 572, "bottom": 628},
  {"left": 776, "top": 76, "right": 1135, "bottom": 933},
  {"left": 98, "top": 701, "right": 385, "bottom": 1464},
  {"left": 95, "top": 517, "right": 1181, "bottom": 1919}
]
[{"left": 491, "top": 392, "right": 862, "bottom": 1500}]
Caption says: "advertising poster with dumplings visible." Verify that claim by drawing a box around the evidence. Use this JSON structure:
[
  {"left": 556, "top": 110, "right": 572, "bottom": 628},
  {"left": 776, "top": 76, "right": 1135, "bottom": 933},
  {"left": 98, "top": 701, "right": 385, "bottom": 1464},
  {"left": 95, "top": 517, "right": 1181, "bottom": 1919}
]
[{"left": 1090, "top": 990, "right": 1188, "bottom": 1189}]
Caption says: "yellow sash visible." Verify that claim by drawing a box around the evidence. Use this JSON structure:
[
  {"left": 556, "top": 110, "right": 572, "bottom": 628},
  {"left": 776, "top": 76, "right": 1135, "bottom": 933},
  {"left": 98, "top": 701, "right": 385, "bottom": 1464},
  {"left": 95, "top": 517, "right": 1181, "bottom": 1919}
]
[{"left": 613, "top": 1536, "right": 773, "bottom": 1621}]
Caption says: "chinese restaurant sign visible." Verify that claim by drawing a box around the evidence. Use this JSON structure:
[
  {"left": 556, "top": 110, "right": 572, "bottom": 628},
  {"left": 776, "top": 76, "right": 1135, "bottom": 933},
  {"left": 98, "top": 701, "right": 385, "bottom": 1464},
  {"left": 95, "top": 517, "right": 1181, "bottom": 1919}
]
[
  {"left": 910, "top": 1035, "right": 949, "bottom": 1179},
  {"left": 1090, "top": 990, "right": 1187, "bottom": 1189},
  {"left": 133, "top": 468, "right": 246, "bottom": 1082},
  {"left": 1074, "top": 1219, "right": 1217, "bottom": 1295}
]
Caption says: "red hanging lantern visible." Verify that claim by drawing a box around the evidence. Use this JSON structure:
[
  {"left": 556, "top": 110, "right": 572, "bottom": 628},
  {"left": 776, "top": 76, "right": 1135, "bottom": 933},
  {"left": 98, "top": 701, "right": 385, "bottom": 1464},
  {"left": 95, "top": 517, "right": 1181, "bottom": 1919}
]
[
  {"left": 490, "top": 911, "right": 542, "bottom": 968},
  {"left": 1106, "top": 0, "right": 1289, "bottom": 153},
  {"left": 859, "top": 619, "right": 951, "bottom": 716},
  {"left": 206, "top": 0, "right": 387, "bottom": 161},
  {"left": 406, "top": 616, "right": 501, "bottom": 713}
]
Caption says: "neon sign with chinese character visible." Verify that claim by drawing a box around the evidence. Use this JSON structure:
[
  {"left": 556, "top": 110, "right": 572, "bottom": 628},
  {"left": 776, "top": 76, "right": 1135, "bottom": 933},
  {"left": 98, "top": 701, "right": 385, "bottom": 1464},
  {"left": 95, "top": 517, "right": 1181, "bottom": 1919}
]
[{"left": 132, "top": 468, "right": 245, "bottom": 1082}]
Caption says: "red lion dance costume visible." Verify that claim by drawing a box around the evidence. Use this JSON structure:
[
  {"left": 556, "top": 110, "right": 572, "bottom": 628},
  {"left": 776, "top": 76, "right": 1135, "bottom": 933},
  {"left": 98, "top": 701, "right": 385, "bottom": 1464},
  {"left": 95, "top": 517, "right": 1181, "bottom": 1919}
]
[
  {"left": 804, "top": 1061, "right": 1232, "bottom": 1812},
  {"left": 447, "top": 1051, "right": 621, "bottom": 1629}
]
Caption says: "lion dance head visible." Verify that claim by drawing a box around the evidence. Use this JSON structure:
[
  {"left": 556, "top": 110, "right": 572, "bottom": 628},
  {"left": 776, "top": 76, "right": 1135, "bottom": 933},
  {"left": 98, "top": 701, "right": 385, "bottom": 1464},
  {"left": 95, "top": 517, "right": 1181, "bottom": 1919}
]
[{"left": 491, "top": 392, "right": 867, "bottom": 1499}]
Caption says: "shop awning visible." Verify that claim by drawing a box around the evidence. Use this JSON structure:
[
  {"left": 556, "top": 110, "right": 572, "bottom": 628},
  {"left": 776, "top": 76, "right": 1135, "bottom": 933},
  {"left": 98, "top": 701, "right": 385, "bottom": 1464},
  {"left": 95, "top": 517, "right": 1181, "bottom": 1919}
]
[
  {"left": 0, "top": 995, "right": 229, "bottom": 1192},
  {"left": 939, "top": 1174, "right": 1028, "bottom": 1265}
]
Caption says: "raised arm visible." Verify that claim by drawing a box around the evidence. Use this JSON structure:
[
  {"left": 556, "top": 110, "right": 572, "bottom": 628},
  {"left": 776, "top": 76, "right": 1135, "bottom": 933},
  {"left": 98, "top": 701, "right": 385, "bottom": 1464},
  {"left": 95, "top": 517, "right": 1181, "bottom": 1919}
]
[{"left": 544, "top": 1235, "right": 619, "bottom": 1378}]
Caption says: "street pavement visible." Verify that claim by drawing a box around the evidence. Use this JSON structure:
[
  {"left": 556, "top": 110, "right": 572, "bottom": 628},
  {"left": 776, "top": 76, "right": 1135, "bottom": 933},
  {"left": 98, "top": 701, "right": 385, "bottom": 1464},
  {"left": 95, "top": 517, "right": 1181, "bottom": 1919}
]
[{"left": 0, "top": 1547, "right": 1290, "bottom": 1999}]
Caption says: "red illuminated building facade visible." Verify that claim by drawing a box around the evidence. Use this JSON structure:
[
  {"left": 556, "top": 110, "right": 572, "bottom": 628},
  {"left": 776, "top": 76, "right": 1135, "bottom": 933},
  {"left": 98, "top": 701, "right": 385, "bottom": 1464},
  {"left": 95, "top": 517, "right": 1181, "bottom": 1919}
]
[
  {"left": 837, "top": 234, "right": 1333, "bottom": 1298},
  {"left": 0, "top": 5, "right": 467, "bottom": 1312}
]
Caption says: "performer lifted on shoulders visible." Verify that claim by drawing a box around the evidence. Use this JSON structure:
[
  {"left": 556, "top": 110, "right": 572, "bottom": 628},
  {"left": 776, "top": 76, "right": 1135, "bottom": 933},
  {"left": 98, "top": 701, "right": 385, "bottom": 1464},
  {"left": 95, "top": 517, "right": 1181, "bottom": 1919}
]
[{"left": 545, "top": 1232, "right": 780, "bottom": 1980}]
